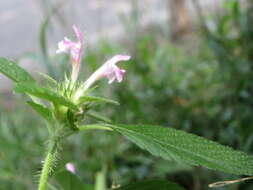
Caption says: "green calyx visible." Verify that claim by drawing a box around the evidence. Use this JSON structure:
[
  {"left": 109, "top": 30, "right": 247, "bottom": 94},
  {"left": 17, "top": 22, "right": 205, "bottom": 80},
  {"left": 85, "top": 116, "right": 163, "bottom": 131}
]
[{"left": 14, "top": 73, "right": 118, "bottom": 135}]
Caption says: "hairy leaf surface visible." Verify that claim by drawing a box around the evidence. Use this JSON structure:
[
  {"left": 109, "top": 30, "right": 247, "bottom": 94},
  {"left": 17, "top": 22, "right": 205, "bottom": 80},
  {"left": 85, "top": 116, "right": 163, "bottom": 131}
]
[
  {"left": 108, "top": 124, "right": 253, "bottom": 176},
  {"left": 0, "top": 57, "right": 35, "bottom": 83},
  {"left": 15, "top": 82, "right": 77, "bottom": 110}
]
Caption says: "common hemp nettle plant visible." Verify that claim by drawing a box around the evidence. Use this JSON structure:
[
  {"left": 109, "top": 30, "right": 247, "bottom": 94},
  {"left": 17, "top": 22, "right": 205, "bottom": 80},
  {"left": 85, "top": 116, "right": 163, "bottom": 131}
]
[{"left": 1, "top": 25, "right": 253, "bottom": 190}]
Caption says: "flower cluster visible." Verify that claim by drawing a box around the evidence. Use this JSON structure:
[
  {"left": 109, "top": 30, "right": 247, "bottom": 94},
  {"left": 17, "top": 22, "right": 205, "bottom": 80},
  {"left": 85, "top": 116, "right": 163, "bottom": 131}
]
[{"left": 56, "top": 25, "right": 131, "bottom": 94}]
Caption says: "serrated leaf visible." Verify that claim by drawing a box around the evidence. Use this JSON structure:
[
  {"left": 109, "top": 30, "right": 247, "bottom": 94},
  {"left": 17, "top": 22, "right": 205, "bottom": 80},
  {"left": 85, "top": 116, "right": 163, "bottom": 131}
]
[
  {"left": 0, "top": 57, "right": 35, "bottom": 83},
  {"left": 112, "top": 179, "right": 184, "bottom": 190},
  {"left": 15, "top": 82, "right": 77, "bottom": 110},
  {"left": 79, "top": 95, "right": 119, "bottom": 105},
  {"left": 107, "top": 124, "right": 253, "bottom": 176},
  {"left": 54, "top": 170, "right": 93, "bottom": 190},
  {"left": 27, "top": 101, "right": 53, "bottom": 122}
]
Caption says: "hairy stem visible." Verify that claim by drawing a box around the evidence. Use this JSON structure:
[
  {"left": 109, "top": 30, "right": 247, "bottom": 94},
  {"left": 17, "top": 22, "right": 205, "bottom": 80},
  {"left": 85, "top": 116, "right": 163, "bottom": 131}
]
[{"left": 38, "top": 140, "right": 58, "bottom": 190}]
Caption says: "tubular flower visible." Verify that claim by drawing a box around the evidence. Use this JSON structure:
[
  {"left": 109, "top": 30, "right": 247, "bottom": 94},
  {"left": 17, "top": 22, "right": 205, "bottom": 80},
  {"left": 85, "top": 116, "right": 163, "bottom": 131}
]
[
  {"left": 56, "top": 25, "right": 83, "bottom": 82},
  {"left": 83, "top": 55, "right": 131, "bottom": 91}
]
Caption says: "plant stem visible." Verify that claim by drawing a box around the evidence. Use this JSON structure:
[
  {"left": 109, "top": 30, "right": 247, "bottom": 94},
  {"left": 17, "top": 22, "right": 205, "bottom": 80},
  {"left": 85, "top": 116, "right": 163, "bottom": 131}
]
[{"left": 38, "top": 140, "right": 57, "bottom": 190}]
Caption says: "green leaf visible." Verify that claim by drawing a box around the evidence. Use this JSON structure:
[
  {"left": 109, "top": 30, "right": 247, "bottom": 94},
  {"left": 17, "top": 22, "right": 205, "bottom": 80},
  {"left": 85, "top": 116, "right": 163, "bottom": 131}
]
[
  {"left": 0, "top": 57, "right": 35, "bottom": 83},
  {"left": 38, "top": 72, "right": 57, "bottom": 86},
  {"left": 15, "top": 82, "right": 78, "bottom": 110},
  {"left": 112, "top": 179, "right": 184, "bottom": 190},
  {"left": 107, "top": 124, "right": 253, "bottom": 176},
  {"left": 54, "top": 170, "right": 93, "bottom": 190},
  {"left": 87, "top": 111, "right": 112, "bottom": 123},
  {"left": 79, "top": 96, "right": 119, "bottom": 105},
  {"left": 27, "top": 101, "right": 53, "bottom": 122}
]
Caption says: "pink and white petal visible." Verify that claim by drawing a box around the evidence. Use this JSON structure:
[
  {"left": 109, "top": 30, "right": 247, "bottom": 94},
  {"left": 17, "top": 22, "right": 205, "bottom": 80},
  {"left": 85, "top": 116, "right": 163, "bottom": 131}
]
[
  {"left": 70, "top": 47, "right": 80, "bottom": 62},
  {"left": 63, "top": 37, "right": 72, "bottom": 43},
  {"left": 115, "top": 68, "right": 125, "bottom": 82},
  {"left": 108, "top": 73, "right": 116, "bottom": 84},
  {"left": 104, "top": 55, "right": 131, "bottom": 66},
  {"left": 65, "top": 162, "right": 75, "bottom": 174},
  {"left": 56, "top": 37, "right": 75, "bottom": 54},
  {"left": 79, "top": 54, "right": 130, "bottom": 95},
  {"left": 72, "top": 25, "right": 83, "bottom": 42}
]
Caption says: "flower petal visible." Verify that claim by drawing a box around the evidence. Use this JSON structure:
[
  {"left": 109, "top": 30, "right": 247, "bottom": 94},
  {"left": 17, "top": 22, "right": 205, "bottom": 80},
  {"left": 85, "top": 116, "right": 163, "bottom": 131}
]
[
  {"left": 56, "top": 37, "right": 74, "bottom": 54},
  {"left": 108, "top": 73, "right": 116, "bottom": 84},
  {"left": 74, "top": 54, "right": 130, "bottom": 100},
  {"left": 56, "top": 25, "right": 83, "bottom": 82},
  {"left": 104, "top": 54, "right": 131, "bottom": 66},
  {"left": 82, "top": 54, "right": 130, "bottom": 90},
  {"left": 72, "top": 24, "right": 83, "bottom": 42},
  {"left": 70, "top": 43, "right": 82, "bottom": 62},
  {"left": 115, "top": 67, "right": 125, "bottom": 82},
  {"left": 65, "top": 162, "right": 75, "bottom": 174}
]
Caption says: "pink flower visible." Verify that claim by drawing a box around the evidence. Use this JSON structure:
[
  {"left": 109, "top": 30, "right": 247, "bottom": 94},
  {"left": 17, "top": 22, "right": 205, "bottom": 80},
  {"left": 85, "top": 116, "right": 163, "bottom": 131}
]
[
  {"left": 56, "top": 25, "right": 83, "bottom": 82},
  {"left": 65, "top": 162, "right": 75, "bottom": 174},
  {"left": 83, "top": 55, "right": 131, "bottom": 90}
]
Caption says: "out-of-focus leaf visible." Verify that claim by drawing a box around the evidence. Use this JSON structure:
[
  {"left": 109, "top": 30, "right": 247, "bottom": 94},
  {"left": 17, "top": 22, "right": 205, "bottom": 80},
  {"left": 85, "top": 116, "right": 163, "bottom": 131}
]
[
  {"left": 106, "top": 124, "right": 253, "bottom": 176},
  {"left": 27, "top": 101, "right": 53, "bottom": 122},
  {"left": 15, "top": 82, "right": 77, "bottom": 110},
  {"left": 0, "top": 57, "right": 35, "bottom": 83},
  {"left": 112, "top": 179, "right": 184, "bottom": 190},
  {"left": 79, "top": 96, "right": 119, "bottom": 105},
  {"left": 54, "top": 170, "right": 93, "bottom": 190}
]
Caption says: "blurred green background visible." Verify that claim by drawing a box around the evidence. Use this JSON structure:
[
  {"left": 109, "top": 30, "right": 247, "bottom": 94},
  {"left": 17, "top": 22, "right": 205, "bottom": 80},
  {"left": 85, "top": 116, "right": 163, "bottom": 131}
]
[{"left": 1, "top": 0, "right": 253, "bottom": 189}]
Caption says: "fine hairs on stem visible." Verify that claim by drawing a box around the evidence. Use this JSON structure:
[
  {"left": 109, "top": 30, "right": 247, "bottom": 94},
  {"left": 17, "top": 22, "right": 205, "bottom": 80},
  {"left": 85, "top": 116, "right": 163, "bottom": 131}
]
[{"left": 38, "top": 138, "right": 59, "bottom": 190}]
